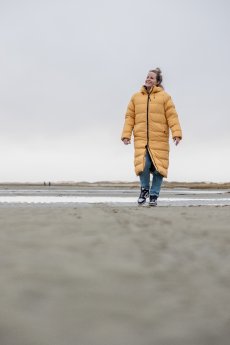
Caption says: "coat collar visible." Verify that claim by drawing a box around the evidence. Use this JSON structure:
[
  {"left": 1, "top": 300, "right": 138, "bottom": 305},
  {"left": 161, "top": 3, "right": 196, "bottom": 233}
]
[{"left": 140, "top": 85, "right": 163, "bottom": 95}]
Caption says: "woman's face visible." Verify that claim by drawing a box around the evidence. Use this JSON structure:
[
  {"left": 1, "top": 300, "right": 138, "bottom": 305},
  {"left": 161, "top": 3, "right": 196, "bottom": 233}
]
[{"left": 145, "top": 71, "right": 158, "bottom": 88}]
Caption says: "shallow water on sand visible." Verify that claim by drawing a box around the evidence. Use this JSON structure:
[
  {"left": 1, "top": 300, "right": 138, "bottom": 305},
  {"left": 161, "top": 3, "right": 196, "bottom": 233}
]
[{"left": 0, "top": 189, "right": 229, "bottom": 206}]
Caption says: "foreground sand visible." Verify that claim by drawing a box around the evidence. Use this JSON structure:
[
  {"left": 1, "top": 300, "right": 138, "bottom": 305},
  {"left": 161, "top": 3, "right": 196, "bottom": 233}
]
[{"left": 0, "top": 205, "right": 230, "bottom": 345}]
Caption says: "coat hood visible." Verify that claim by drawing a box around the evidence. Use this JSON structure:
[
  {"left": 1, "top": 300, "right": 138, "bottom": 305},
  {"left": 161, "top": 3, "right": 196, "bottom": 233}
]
[{"left": 140, "top": 85, "right": 163, "bottom": 95}]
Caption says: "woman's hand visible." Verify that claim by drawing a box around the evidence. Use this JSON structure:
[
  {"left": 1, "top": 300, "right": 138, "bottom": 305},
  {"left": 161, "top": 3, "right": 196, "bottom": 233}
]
[
  {"left": 122, "top": 138, "right": 131, "bottom": 145},
  {"left": 173, "top": 137, "right": 181, "bottom": 146}
]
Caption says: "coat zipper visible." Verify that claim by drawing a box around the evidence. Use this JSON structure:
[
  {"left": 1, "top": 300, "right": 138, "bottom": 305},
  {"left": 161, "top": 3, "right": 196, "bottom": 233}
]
[
  {"left": 146, "top": 94, "right": 150, "bottom": 144},
  {"left": 146, "top": 91, "right": 158, "bottom": 173}
]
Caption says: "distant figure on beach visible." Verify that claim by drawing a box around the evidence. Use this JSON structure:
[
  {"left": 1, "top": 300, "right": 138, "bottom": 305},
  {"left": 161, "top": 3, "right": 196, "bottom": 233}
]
[{"left": 121, "top": 68, "right": 182, "bottom": 206}]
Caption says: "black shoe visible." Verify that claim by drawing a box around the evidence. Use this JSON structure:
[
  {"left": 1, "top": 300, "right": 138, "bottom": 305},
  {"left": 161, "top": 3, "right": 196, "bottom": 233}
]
[
  {"left": 149, "top": 195, "right": 157, "bottom": 206},
  {"left": 138, "top": 188, "right": 149, "bottom": 205}
]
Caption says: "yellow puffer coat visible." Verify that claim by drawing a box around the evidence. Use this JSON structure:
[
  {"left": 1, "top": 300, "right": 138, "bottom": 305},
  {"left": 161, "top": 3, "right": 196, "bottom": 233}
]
[{"left": 121, "top": 85, "right": 182, "bottom": 178}]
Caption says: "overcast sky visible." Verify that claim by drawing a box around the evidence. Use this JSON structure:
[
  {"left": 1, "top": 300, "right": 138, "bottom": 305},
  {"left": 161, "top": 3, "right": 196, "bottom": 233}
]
[{"left": 0, "top": 0, "right": 230, "bottom": 182}]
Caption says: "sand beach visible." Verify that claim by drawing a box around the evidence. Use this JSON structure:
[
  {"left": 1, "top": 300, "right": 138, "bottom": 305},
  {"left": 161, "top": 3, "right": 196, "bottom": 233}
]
[{"left": 0, "top": 197, "right": 230, "bottom": 345}]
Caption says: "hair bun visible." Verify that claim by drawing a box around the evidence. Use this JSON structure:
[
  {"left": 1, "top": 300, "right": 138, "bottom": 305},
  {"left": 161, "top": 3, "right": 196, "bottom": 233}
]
[{"left": 155, "top": 67, "right": 162, "bottom": 74}]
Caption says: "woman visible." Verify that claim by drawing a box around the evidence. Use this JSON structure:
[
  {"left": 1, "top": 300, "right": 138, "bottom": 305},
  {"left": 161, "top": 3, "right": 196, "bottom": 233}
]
[{"left": 121, "top": 68, "right": 182, "bottom": 206}]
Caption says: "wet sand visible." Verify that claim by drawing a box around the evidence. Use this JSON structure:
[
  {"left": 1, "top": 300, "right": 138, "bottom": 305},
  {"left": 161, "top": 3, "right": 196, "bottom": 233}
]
[{"left": 0, "top": 205, "right": 230, "bottom": 345}]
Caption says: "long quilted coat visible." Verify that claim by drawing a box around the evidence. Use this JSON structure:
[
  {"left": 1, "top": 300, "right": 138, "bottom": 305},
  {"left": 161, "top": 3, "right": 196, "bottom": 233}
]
[{"left": 121, "top": 85, "right": 182, "bottom": 178}]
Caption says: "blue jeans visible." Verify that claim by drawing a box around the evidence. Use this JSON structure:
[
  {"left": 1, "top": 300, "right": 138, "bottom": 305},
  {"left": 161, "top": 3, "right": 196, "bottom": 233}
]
[{"left": 139, "top": 150, "right": 163, "bottom": 198}]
